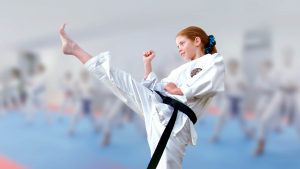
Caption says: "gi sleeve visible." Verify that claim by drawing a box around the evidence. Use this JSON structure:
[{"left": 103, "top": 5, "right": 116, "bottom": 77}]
[
  {"left": 141, "top": 72, "right": 159, "bottom": 90},
  {"left": 84, "top": 51, "right": 111, "bottom": 81},
  {"left": 180, "top": 57, "right": 225, "bottom": 100},
  {"left": 141, "top": 67, "right": 180, "bottom": 92}
]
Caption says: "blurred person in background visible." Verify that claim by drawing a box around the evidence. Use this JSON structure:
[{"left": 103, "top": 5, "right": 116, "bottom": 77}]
[
  {"left": 294, "top": 75, "right": 300, "bottom": 138},
  {"left": 210, "top": 59, "right": 252, "bottom": 142},
  {"left": 277, "top": 48, "right": 298, "bottom": 125},
  {"left": 24, "top": 63, "right": 49, "bottom": 124},
  {"left": 99, "top": 96, "right": 142, "bottom": 147},
  {"left": 5, "top": 68, "right": 23, "bottom": 111},
  {"left": 252, "top": 59, "right": 275, "bottom": 122},
  {"left": 68, "top": 69, "right": 100, "bottom": 136},
  {"left": 59, "top": 24, "right": 225, "bottom": 169},
  {"left": 253, "top": 47, "right": 298, "bottom": 156},
  {"left": 0, "top": 75, "right": 5, "bottom": 116},
  {"left": 90, "top": 80, "right": 144, "bottom": 147},
  {"left": 98, "top": 97, "right": 125, "bottom": 146},
  {"left": 59, "top": 71, "right": 78, "bottom": 115},
  {"left": 250, "top": 59, "right": 276, "bottom": 139}
]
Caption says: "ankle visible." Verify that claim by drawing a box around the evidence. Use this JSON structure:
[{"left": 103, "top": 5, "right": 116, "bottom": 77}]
[
  {"left": 73, "top": 48, "right": 92, "bottom": 64},
  {"left": 72, "top": 45, "right": 82, "bottom": 56}
]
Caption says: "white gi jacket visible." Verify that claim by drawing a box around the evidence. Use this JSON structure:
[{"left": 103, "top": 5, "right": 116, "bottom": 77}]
[
  {"left": 85, "top": 51, "right": 225, "bottom": 145},
  {"left": 142, "top": 53, "right": 225, "bottom": 145}
]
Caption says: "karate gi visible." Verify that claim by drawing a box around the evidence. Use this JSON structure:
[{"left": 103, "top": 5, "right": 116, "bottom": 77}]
[
  {"left": 253, "top": 69, "right": 276, "bottom": 119},
  {"left": 25, "top": 71, "right": 48, "bottom": 123},
  {"left": 0, "top": 82, "right": 4, "bottom": 116},
  {"left": 6, "top": 74, "right": 22, "bottom": 109},
  {"left": 257, "top": 66, "right": 297, "bottom": 140},
  {"left": 68, "top": 73, "right": 100, "bottom": 135},
  {"left": 60, "top": 74, "right": 78, "bottom": 113},
  {"left": 211, "top": 67, "right": 247, "bottom": 140},
  {"left": 85, "top": 51, "right": 225, "bottom": 169}
]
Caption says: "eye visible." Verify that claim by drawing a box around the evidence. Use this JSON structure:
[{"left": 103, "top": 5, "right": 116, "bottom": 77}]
[{"left": 177, "top": 41, "right": 185, "bottom": 48}]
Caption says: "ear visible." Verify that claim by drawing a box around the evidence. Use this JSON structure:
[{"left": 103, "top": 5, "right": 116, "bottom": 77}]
[{"left": 194, "top": 37, "right": 201, "bottom": 47}]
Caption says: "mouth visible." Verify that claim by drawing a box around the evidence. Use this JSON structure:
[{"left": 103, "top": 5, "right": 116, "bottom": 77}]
[{"left": 180, "top": 52, "right": 185, "bottom": 56}]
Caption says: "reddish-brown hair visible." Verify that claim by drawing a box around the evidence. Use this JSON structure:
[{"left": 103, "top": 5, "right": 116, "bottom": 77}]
[{"left": 176, "top": 26, "right": 217, "bottom": 54}]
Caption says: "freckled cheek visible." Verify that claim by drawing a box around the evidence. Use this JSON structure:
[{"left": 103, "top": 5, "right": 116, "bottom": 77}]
[
  {"left": 183, "top": 45, "right": 190, "bottom": 53},
  {"left": 185, "top": 46, "right": 192, "bottom": 55}
]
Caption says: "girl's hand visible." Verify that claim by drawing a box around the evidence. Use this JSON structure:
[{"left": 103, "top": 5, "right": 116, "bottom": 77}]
[
  {"left": 164, "top": 82, "right": 183, "bottom": 95},
  {"left": 143, "top": 50, "right": 155, "bottom": 63}
]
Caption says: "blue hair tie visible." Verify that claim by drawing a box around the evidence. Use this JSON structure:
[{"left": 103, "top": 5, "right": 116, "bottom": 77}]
[{"left": 205, "top": 35, "right": 216, "bottom": 54}]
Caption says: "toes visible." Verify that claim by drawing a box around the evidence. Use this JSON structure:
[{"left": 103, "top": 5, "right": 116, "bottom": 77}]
[{"left": 59, "top": 23, "right": 66, "bottom": 35}]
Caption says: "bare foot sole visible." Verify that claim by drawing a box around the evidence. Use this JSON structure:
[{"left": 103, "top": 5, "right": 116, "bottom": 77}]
[{"left": 59, "top": 24, "right": 79, "bottom": 55}]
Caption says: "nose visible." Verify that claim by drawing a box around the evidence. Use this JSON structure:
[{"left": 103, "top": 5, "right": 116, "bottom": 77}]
[{"left": 178, "top": 48, "right": 183, "bottom": 53}]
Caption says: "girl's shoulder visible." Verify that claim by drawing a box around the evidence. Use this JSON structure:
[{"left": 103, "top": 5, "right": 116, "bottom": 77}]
[{"left": 193, "top": 53, "right": 223, "bottom": 68}]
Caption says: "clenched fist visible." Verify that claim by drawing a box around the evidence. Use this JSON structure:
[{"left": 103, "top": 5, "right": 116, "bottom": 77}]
[{"left": 143, "top": 50, "right": 155, "bottom": 63}]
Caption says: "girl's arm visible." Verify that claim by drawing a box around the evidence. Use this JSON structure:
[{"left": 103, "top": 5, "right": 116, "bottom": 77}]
[{"left": 143, "top": 50, "right": 155, "bottom": 79}]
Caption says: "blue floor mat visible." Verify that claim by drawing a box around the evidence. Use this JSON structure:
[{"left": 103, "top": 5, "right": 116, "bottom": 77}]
[{"left": 0, "top": 112, "right": 299, "bottom": 169}]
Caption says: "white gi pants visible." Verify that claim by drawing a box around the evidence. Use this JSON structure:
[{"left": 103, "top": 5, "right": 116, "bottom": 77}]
[
  {"left": 257, "top": 91, "right": 282, "bottom": 140},
  {"left": 85, "top": 56, "right": 191, "bottom": 169}
]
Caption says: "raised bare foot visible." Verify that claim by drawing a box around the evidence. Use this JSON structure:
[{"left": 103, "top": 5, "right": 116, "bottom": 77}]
[{"left": 59, "top": 24, "right": 80, "bottom": 55}]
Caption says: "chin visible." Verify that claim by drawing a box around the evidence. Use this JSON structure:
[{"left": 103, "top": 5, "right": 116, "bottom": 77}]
[
  {"left": 180, "top": 54, "right": 191, "bottom": 61},
  {"left": 184, "top": 56, "right": 192, "bottom": 61},
  {"left": 183, "top": 57, "right": 191, "bottom": 61}
]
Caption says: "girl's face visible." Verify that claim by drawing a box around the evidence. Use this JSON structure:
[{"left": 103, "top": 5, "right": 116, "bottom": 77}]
[{"left": 176, "top": 35, "right": 200, "bottom": 61}]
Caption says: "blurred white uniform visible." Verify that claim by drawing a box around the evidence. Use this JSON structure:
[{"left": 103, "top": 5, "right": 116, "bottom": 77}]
[
  {"left": 257, "top": 63, "right": 297, "bottom": 140},
  {"left": 295, "top": 76, "right": 300, "bottom": 135},
  {"left": 278, "top": 69, "right": 298, "bottom": 120},
  {"left": 0, "top": 82, "right": 4, "bottom": 116},
  {"left": 253, "top": 69, "right": 276, "bottom": 118},
  {"left": 98, "top": 95, "right": 125, "bottom": 146},
  {"left": 60, "top": 74, "right": 78, "bottom": 113},
  {"left": 94, "top": 85, "right": 140, "bottom": 146},
  {"left": 7, "top": 75, "right": 22, "bottom": 109},
  {"left": 85, "top": 51, "right": 225, "bottom": 169},
  {"left": 222, "top": 67, "right": 247, "bottom": 117},
  {"left": 68, "top": 74, "right": 99, "bottom": 135},
  {"left": 210, "top": 62, "right": 248, "bottom": 141},
  {"left": 25, "top": 71, "right": 48, "bottom": 123}
]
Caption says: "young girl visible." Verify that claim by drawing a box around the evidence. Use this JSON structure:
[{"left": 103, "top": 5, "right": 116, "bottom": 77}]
[{"left": 59, "top": 24, "right": 225, "bottom": 169}]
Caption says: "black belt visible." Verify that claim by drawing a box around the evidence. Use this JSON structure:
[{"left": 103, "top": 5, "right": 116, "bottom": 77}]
[{"left": 147, "top": 91, "right": 197, "bottom": 169}]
